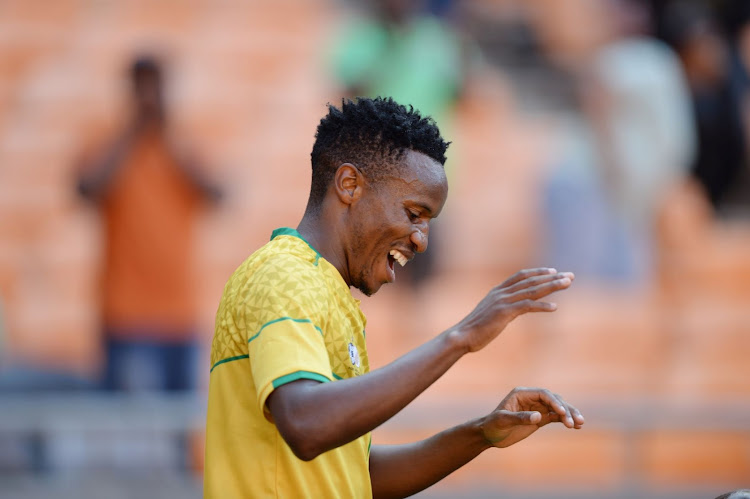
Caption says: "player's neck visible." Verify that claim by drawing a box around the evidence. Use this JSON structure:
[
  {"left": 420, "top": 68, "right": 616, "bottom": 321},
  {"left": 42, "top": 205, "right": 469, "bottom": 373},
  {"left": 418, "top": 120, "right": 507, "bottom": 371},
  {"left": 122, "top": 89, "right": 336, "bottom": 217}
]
[{"left": 297, "top": 211, "right": 351, "bottom": 286}]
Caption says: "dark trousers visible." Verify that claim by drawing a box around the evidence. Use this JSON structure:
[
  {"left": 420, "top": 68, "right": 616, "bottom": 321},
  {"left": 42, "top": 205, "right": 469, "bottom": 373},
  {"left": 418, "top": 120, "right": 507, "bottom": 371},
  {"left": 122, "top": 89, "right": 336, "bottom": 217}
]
[{"left": 102, "top": 333, "right": 199, "bottom": 392}]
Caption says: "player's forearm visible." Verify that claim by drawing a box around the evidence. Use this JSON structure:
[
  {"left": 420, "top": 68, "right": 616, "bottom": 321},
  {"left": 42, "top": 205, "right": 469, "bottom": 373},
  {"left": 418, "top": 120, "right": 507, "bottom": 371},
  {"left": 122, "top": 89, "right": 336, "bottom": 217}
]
[
  {"left": 267, "top": 328, "right": 469, "bottom": 460},
  {"left": 369, "top": 420, "right": 491, "bottom": 499}
]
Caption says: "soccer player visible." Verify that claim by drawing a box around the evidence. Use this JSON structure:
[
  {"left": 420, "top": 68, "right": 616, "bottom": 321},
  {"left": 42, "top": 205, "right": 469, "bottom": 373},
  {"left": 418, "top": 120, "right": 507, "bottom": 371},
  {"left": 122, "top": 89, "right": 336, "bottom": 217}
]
[{"left": 204, "top": 97, "right": 584, "bottom": 498}]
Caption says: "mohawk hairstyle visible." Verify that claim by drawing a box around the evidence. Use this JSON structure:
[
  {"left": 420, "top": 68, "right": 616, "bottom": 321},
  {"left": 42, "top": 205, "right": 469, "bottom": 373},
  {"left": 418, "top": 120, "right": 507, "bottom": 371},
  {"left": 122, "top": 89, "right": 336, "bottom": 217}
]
[{"left": 308, "top": 97, "right": 449, "bottom": 208}]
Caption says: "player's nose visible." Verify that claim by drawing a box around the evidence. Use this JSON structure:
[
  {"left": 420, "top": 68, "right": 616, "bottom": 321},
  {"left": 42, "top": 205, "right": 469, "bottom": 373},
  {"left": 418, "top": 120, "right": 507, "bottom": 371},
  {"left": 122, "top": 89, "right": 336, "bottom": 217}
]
[{"left": 410, "top": 228, "right": 428, "bottom": 253}]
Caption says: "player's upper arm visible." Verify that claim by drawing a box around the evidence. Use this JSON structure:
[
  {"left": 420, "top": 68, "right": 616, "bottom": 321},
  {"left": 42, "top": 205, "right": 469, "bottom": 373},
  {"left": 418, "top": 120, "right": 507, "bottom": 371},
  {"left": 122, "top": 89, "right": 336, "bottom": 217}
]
[{"left": 265, "top": 379, "right": 327, "bottom": 460}]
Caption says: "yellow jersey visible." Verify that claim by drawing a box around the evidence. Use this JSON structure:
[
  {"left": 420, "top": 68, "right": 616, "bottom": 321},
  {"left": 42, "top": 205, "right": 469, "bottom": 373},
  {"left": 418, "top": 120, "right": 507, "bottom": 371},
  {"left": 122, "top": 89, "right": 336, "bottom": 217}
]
[{"left": 204, "top": 228, "right": 371, "bottom": 498}]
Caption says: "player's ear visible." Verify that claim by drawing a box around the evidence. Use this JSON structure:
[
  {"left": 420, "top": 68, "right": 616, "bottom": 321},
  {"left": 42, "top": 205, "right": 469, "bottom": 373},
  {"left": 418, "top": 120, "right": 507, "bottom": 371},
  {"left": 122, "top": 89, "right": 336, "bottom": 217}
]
[{"left": 333, "top": 163, "right": 364, "bottom": 205}]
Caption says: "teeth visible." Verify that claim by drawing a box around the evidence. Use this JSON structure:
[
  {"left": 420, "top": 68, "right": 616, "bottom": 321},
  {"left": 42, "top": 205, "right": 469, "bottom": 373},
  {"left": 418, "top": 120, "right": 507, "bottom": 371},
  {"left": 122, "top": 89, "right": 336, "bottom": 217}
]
[{"left": 389, "top": 249, "right": 408, "bottom": 267}]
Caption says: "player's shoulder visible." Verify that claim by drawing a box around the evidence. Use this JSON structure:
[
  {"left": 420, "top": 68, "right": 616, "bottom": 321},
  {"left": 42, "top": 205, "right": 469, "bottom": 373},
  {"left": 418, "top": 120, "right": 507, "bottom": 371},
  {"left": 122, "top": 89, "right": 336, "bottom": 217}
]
[
  {"left": 229, "top": 237, "right": 330, "bottom": 320},
  {"left": 262, "top": 235, "right": 320, "bottom": 271},
  {"left": 236, "top": 235, "right": 325, "bottom": 290}
]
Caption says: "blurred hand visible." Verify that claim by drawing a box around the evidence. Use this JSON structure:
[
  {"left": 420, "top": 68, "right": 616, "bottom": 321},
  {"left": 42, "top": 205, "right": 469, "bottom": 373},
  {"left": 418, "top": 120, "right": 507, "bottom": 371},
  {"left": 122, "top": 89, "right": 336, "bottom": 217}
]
[
  {"left": 452, "top": 268, "right": 574, "bottom": 353},
  {"left": 482, "top": 388, "right": 584, "bottom": 448}
]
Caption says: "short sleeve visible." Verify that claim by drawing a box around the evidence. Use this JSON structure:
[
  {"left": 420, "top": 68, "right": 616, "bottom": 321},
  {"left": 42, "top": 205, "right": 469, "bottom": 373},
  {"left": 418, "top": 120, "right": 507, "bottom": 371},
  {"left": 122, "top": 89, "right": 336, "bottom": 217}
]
[{"left": 250, "top": 318, "right": 331, "bottom": 418}]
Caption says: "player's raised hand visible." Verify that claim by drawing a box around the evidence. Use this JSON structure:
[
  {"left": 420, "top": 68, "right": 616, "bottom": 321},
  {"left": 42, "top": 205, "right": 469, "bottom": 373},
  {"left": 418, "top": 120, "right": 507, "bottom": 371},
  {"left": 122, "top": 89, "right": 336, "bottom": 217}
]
[
  {"left": 452, "top": 268, "right": 573, "bottom": 353},
  {"left": 481, "top": 387, "right": 584, "bottom": 448}
]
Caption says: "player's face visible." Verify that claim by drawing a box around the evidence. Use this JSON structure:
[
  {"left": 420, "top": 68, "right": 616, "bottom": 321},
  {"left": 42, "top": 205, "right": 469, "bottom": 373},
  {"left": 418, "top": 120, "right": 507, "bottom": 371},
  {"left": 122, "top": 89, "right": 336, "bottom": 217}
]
[{"left": 348, "top": 150, "right": 448, "bottom": 296}]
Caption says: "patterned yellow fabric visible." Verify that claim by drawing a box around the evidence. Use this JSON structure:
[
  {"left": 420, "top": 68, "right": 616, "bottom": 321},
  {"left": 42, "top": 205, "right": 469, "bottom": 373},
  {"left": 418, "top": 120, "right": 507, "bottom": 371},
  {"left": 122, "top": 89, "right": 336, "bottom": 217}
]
[{"left": 204, "top": 228, "right": 371, "bottom": 499}]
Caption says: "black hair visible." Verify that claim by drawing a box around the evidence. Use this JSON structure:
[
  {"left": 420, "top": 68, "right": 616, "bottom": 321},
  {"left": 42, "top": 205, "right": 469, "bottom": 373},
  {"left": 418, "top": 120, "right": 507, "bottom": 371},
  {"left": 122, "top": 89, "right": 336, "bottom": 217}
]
[
  {"left": 130, "top": 55, "right": 161, "bottom": 80},
  {"left": 308, "top": 96, "right": 449, "bottom": 208},
  {"left": 661, "top": 1, "right": 717, "bottom": 51}
]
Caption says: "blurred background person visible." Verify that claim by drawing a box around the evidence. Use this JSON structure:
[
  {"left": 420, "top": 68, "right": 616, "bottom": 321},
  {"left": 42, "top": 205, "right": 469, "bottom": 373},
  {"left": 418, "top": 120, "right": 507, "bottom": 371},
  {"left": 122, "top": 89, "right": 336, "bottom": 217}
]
[
  {"left": 328, "top": 0, "right": 471, "bottom": 288},
  {"left": 76, "top": 56, "right": 221, "bottom": 392},
  {"left": 329, "top": 0, "right": 466, "bottom": 133},
  {"left": 542, "top": 0, "right": 696, "bottom": 285},
  {"left": 718, "top": 0, "right": 750, "bottom": 217},
  {"left": 661, "top": 1, "right": 747, "bottom": 217}
]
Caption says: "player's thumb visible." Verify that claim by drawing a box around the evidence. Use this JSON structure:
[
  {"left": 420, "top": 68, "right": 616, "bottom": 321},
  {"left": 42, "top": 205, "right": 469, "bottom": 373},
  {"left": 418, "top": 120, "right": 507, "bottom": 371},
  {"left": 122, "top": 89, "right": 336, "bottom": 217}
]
[{"left": 513, "top": 411, "right": 542, "bottom": 425}]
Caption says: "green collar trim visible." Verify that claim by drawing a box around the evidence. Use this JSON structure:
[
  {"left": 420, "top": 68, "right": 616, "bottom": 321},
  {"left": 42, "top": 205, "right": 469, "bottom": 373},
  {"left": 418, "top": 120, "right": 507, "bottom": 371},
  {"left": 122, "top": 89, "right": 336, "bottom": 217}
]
[{"left": 271, "top": 227, "right": 322, "bottom": 264}]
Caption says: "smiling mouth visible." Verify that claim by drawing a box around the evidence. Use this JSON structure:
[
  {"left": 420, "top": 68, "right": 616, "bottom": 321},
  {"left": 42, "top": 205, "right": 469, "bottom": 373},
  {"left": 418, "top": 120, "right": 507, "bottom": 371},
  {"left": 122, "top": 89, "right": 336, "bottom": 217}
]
[
  {"left": 386, "top": 252, "right": 396, "bottom": 278},
  {"left": 389, "top": 249, "right": 408, "bottom": 266},
  {"left": 385, "top": 249, "right": 409, "bottom": 284}
]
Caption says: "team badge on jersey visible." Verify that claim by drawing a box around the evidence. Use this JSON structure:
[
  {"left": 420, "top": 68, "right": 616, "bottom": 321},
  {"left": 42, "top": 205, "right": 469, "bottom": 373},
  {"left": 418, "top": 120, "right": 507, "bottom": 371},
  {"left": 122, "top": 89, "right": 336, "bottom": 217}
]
[{"left": 348, "top": 342, "right": 360, "bottom": 368}]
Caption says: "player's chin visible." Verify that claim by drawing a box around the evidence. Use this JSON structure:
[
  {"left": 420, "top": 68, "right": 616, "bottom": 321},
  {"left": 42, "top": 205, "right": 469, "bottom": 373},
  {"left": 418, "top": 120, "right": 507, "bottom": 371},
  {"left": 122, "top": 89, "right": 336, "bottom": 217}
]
[
  {"left": 358, "top": 282, "right": 382, "bottom": 297},
  {"left": 356, "top": 275, "right": 385, "bottom": 297}
]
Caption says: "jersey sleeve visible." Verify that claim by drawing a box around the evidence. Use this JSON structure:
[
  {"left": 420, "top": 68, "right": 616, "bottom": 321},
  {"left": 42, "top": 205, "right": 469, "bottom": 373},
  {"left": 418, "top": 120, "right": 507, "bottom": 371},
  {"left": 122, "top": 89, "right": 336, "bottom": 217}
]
[{"left": 244, "top": 256, "right": 331, "bottom": 418}]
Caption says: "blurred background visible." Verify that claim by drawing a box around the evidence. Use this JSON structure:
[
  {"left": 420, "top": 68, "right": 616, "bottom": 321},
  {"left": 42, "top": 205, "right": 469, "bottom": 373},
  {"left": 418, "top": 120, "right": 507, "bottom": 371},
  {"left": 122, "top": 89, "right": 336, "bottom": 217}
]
[{"left": 1, "top": 0, "right": 749, "bottom": 498}]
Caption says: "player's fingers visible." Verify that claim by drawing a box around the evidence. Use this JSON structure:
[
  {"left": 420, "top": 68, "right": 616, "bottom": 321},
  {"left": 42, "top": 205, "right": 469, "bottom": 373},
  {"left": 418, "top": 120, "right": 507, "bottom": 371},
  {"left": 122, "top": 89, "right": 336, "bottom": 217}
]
[
  {"left": 535, "top": 389, "right": 574, "bottom": 428},
  {"left": 537, "top": 411, "right": 561, "bottom": 426},
  {"left": 512, "top": 300, "right": 558, "bottom": 314},
  {"left": 554, "top": 392, "right": 581, "bottom": 429},
  {"left": 549, "top": 392, "right": 584, "bottom": 428},
  {"left": 499, "top": 268, "right": 557, "bottom": 288},
  {"left": 569, "top": 403, "right": 585, "bottom": 429},
  {"left": 503, "top": 272, "right": 572, "bottom": 294},
  {"left": 506, "top": 275, "right": 573, "bottom": 303}
]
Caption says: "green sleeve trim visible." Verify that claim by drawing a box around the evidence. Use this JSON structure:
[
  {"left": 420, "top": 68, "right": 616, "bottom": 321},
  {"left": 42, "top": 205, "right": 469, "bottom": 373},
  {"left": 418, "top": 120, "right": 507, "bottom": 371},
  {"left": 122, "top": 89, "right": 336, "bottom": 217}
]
[
  {"left": 248, "top": 317, "right": 324, "bottom": 344},
  {"left": 331, "top": 372, "right": 344, "bottom": 380},
  {"left": 272, "top": 370, "right": 331, "bottom": 389},
  {"left": 209, "top": 354, "right": 249, "bottom": 373},
  {"left": 270, "top": 227, "right": 322, "bottom": 265}
]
